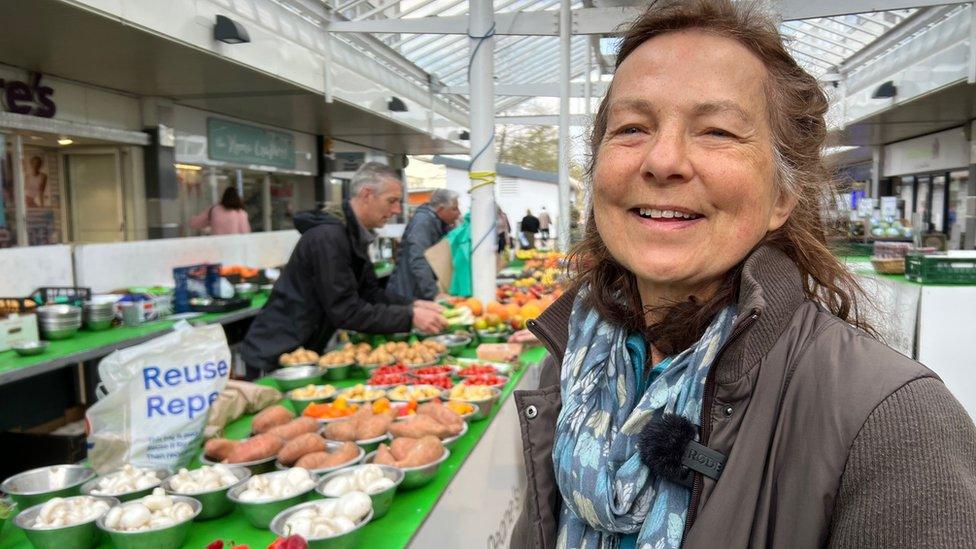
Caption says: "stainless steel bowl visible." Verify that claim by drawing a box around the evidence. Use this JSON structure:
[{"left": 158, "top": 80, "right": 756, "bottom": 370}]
[
  {"left": 36, "top": 304, "right": 82, "bottom": 318},
  {"left": 198, "top": 453, "right": 277, "bottom": 475},
  {"left": 476, "top": 330, "right": 512, "bottom": 344},
  {"left": 234, "top": 283, "right": 258, "bottom": 297},
  {"left": 440, "top": 387, "right": 503, "bottom": 421},
  {"left": 271, "top": 365, "right": 325, "bottom": 392},
  {"left": 440, "top": 420, "right": 469, "bottom": 450},
  {"left": 316, "top": 464, "right": 404, "bottom": 519},
  {"left": 287, "top": 386, "right": 338, "bottom": 414},
  {"left": 424, "top": 333, "right": 471, "bottom": 355},
  {"left": 274, "top": 441, "right": 365, "bottom": 476},
  {"left": 1, "top": 465, "right": 96, "bottom": 509},
  {"left": 320, "top": 363, "right": 353, "bottom": 381},
  {"left": 363, "top": 448, "right": 451, "bottom": 490},
  {"left": 161, "top": 465, "right": 250, "bottom": 520},
  {"left": 13, "top": 495, "right": 119, "bottom": 549},
  {"left": 353, "top": 433, "right": 388, "bottom": 454},
  {"left": 40, "top": 324, "right": 81, "bottom": 340},
  {"left": 269, "top": 501, "right": 374, "bottom": 548},
  {"left": 226, "top": 475, "right": 316, "bottom": 529},
  {"left": 83, "top": 318, "right": 114, "bottom": 331},
  {"left": 12, "top": 340, "right": 48, "bottom": 356},
  {"left": 357, "top": 361, "right": 395, "bottom": 376},
  {"left": 96, "top": 495, "right": 201, "bottom": 549},
  {"left": 80, "top": 467, "right": 170, "bottom": 502}
]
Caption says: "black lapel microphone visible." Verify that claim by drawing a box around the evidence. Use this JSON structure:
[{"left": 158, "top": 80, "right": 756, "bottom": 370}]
[{"left": 638, "top": 413, "right": 727, "bottom": 488}]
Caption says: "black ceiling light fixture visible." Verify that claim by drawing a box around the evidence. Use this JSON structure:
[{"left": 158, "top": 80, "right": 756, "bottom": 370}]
[
  {"left": 388, "top": 97, "right": 408, "bottom": 112},
  {"left": 214, "top": 15, "right": 250, "bottom": 44},
  {"left": 459, "top": 130, "right": 470, "bottom": 140},
  {"left": 872, "top": 80, "right": 897, "bottom": 99}
]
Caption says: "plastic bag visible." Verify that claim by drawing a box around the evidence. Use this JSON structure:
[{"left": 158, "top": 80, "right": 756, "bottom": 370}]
[{"left": 86, "top": 322, "right": 231, "bottom": 473}]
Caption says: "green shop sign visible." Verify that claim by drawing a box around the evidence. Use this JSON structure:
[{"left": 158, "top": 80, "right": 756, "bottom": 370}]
[{"left": 207, "top": 118, "right": 295, "bottom": 169}]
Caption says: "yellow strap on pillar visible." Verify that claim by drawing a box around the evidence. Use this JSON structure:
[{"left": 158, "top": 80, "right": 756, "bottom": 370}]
[{"left": 468, "top": 170, "right": 496, "bottom": 193}]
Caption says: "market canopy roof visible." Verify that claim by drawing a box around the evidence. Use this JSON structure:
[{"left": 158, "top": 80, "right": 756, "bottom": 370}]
[{"left": 314, "top": 0, "right": 952, "bottom": 115}]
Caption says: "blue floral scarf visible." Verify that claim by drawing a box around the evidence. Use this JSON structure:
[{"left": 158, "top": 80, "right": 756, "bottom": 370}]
[{"left": 553, "top": 286, "right": 735, "bottom": 549}]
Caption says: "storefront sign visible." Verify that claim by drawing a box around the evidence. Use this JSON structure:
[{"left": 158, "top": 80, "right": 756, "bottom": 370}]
[
  {"left": 0, "top": 72, "right": 56, "bottom": 118},
  {"left": 207, "top": 118, "right": 294, "bottom": 169},
  {"left": 883, "top": 127, "right": 969, "bottom": 177}
]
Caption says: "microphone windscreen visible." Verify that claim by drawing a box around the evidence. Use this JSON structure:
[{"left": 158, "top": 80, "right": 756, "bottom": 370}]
[{"left": 638, "top": 413, "right": 697, "bottom": 484}]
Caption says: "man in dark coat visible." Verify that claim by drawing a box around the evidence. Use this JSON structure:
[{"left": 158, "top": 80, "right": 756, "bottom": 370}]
[
  {"left": 520, "top": 209, "right": 540, "bottom": 249},
  {"left": 387, "top": 188, "right": 461, "bottom": 300},
  {"left": 241, "top": 163, "right": 447, "bottom": 374}
]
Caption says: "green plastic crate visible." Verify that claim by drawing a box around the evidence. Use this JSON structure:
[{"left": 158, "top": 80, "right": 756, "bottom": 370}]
[{"left": 905, "top": 253, "right": 976, "bottom": 284}]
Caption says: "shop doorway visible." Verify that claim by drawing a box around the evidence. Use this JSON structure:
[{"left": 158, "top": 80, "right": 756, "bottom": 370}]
[{"left": 65, "top": 150, "right": 124, "bottom": 242}]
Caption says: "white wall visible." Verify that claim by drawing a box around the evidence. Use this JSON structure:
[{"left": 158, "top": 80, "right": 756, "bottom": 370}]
[
  {"left": 0, "top": 245, "right": 74, "bottom": 295},
  {"left": 73, "top": 231, "right": 300, "bottom": 292},
  {"left": 444, "top": 167, "right": 560, "bottom": 234}
]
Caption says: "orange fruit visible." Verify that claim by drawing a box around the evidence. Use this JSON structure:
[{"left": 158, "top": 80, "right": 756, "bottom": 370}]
[
  {"left": 504, "top": 303, "right": 520, "bottom": 320},
  {"left": 520, "top": 304, "right": 542, "bottom": 320},
  {"left": 487, "top": 300, "right": 505, "bottom": 318},
  {"left": 465, "top": 297, "right": 483, "bottom": 316}
]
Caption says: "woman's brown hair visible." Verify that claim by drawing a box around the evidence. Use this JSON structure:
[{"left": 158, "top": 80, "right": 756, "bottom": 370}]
[
  {"left": 220, "top": 187, "right": 245, "bottom": 211},
  {"left": 571, "top": 0, "right": 874, "bottom": 354}
]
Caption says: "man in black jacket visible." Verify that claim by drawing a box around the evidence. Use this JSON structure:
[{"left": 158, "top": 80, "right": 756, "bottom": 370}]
[{"left": 241, "top": 163, "right": 447, "bottom": 374}]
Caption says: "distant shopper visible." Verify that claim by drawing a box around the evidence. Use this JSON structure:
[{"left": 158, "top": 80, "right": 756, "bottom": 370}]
[
  {"left": 190, "top": 187, "right": 251, "bottom": 235},
  {"left": 538, "top": 207, "right": 551, "bottom": 243},
  {"left": 242, "top": 163, "right": 447, "bottom": 375},
  {"left": 496, "top": 206, "right": 512, "bottom": 252},
  {"left": 520, "top": 209, "right": 540, "bottom": 249},
  {"left": 388, "top": 189, "right": 461, "bottom": 300}
]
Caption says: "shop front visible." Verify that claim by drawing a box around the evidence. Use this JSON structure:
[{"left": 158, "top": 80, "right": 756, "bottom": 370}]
[
  {"left": 0, "top": 65, "right": 147, "bottom": 248},
  {"left": 173, "top": 106, "right": 319, "bottom": 236}
]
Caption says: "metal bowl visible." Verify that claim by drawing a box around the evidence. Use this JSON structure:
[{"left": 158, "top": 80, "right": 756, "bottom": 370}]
[
  {"left": 441, "top": 387, "right": 503, "bottom": 421},
  {"left": 363, "top": 447, "right": 451, "bottom": 490},
  {"left": 386, "top": 385, "right": 441, "bottom": 404},
  {"left": 320, "top": 363, "right": 353, "bottom": 381},
  {"left": 316, "top": 464, "right": 404, "bottom": 519},
  {"left": 271, "top": 365, "right": 325, "bottom": 392},
  {"left": 226, "top": 475, "right": 316, "bottom": 529},
  {"left": 353, "top": 433, "right": 389, "bottom": 454},
  {"left": 13, "top": 495, "right": 118, "bottom": 549},
  {"left": 80, "top": 467, "right": 170, "bottom": 502},
  {"left": 357, "top": 361, "right": 396, "bottom": 376},
  {"left": 199, "top": 452, "right": 277, "bottom": 475},
  {"left": 287, "top": 386, "right": 338, "bottom": 414},
  {"left": 269, "top": 501, "right": 374, "bottom": 549},
  {"left": 274, "top": 441, "right": 365, "bottom": 476},
  {"left": 439, "top": 420, "right": 469, "bottom": 450},
  {"left": 36, "top": 304, "right": 82, "bottom": 318},
  {"left": 234, "top": 283, "right": 258, "bottom": 297},
  {"left": 96, "top": 495, "right": 201, "bottom": 548},
  {"left": 83, "top": 318, "right": 114, "bottom": 331},
  {"left": 41, "top": 325, "right": 80, "bottom": 340},
  {"left": 161, "top": 465, "right": 250, "bottom": 520},
  {"left": 1, "top": 465, "right": 96, "bottom": 509},
  {"left": 12, "top": 340, "right": 48, "bottom": 356},
  {"left": 476, "top": 330, "right": 512, "bottom": 344},
  {"left": 424, "top": 333, "right": 471, "bottom": 355}
]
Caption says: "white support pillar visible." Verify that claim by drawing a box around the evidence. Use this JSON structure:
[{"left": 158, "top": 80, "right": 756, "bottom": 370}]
[
  {"left": 209, "top": 167, "right": 219, "bottom": 204},
  {"left": 557, "top": 0, "right": 572, "bottom": 252},
  {"left": 11, "top": 134, "right": 27, "bottom": 246},
  {"left": 584, "top": 36, "right": 593, "bottom": 117},
  {"left": 468, "top": 0, "right": 497, "bottom": 302},
  {"left": 262, "top": 173, "right": 273, "bottom": 232},
  {"left": 870, "top": 145, "right": 883, "bottom": 199}
]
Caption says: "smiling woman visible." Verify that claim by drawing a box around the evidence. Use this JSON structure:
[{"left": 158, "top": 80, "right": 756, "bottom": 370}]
[{"left": 511, "top": 1, "right": 976, "bottom": 549}]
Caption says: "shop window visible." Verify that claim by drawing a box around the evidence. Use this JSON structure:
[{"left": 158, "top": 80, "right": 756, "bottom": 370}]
[
  {"left": 0, "top": 135, "right": 15, "bottom": 248},
  {"left": 23, "top": 146, "right": 63, "bottom": 245}
]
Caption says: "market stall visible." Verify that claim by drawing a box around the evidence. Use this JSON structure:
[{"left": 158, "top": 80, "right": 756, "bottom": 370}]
[{"left": 0, "top": 341, "right": 546, "bottom": 548}]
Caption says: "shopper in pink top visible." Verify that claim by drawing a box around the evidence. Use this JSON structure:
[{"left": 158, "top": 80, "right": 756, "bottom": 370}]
[{"left": 190, "top": 187, "right": 251, "bottom": 235}]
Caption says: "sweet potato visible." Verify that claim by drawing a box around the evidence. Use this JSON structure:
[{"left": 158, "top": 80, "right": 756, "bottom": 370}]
[
  {"left": 323, "top": 419, "right": 358, "bottom": 442},
  {"left": 295, "top": 442, "right": 360, "bottom": 469},
  {"left": 265, "top": 417, "right": 318, "bottom": 440},
  {"left": 251, "top": 405, "right": 294, "bottom": 434},
  {"left": 224, "top": 433, "right": 284, "bottom": 463},
  {"left": 278, "top": 433, "right": 327, "bottom": 466},
  {"left": 389, "top": 437, "right": 418, "bottom": 461},
  {"left": 395, "top": 435, "right": 445, "bottom": 467},
  {"left": 418, "top": 400, "right": 463, "bottom": 429},
  {"left": 373, "top": 443, "right": 398, "bottom": 466},
  {"left": 389, "top": 415, "right": 455, "bottom": 439},
  {"left": 204, "top": 438, "right": 239, "bottom": 461}
]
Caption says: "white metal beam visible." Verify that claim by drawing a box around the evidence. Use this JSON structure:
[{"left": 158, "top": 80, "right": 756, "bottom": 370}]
[
  {"left": 328, "top": 11, "right": 558, "bottom": 34},
  {"left": 496, "top": 115, "right": 589, "bottom": 125},
  {"left": 445, "top": 81, "right": 608, "bottom": 96},
  {"left": 330, "top": 2, "right": 967, "bottom": 36},
  {"left": 776, "top": 0, "right": 969, "bottom": 21},
  {"left": 780, "top": 23, "right": 858, "bottom": 52}
]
